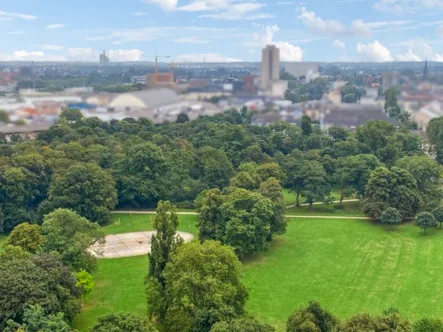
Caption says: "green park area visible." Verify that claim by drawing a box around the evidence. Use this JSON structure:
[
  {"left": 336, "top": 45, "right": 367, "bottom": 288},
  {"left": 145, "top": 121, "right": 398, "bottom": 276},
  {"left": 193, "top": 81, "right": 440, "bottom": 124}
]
[{"left": 72, "top": 211, "right": 443, "bottom": 331}]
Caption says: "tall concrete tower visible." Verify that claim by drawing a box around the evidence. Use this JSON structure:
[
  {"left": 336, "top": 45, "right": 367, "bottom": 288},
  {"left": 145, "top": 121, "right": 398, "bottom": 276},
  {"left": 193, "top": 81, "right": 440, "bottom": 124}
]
[{"left": 261, "top": 45, "right": 280, "bottom": 89}]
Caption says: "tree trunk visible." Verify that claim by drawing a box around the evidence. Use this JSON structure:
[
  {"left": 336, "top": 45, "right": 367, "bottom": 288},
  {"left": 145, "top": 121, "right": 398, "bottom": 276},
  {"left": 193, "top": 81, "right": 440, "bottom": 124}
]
[
  {"left": 340, "top": 191, "right": 344, "bottom": 204},
  {"left": 309, "top": 201, "right": 313, "bottom": 210},
  {"left": 296, "top": 192, "right": 300, "bottom": 207}
]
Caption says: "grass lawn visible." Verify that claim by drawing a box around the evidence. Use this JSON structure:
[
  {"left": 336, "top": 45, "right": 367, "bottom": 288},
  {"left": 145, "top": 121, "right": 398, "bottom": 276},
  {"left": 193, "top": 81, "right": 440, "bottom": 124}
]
[{"left": 74, "top": 213, "right": 443, "bottom": 331}]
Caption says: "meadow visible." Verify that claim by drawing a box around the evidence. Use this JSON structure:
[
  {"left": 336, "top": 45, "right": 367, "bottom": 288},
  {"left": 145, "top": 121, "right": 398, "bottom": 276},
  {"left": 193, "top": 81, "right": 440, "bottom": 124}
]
[{"left": 72, "top": 212, "right": 443, "bottom": 331}]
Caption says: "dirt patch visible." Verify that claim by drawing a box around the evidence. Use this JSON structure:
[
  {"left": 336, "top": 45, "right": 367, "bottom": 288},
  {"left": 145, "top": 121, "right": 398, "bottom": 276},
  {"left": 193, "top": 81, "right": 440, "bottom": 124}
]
[{"left": 89, "top": 231, "right": 194, "bottom": 259}]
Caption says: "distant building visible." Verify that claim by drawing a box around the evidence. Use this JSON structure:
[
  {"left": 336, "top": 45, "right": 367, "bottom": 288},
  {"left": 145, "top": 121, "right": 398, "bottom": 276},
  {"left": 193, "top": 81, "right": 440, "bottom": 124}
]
[
  {"left": 261, "top": 45, "right": 280, "bottom": 89},
  {"left": 285, "top": 62, "right": 319, "bottom": 79},
  {"left": 423, "top": 59, "right": 429, "bottom": 79},
  {"left": 382, "top": 72, "right": 399, "bottom": 92},
  {"left": 146, "top": 72, "right": 175, "bottom": 89},
  {"left": 99, "top": 50, "right": 110, "bottom": 67}
]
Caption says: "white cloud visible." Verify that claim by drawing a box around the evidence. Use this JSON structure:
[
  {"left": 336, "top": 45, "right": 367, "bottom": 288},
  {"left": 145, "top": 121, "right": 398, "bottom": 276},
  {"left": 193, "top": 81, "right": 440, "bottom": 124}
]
[
  {"left": 41, "top": 44, "right": 64, "bottom": 51},
  {"left": 175, "top": 53, "right": 242, "bottom": 62},
  {"left": 46, "top": 24, "right": 65, "bottom": 30},
  {"left": 374, "top": 0, "right": 443, "bottom": 13},
  {"left": 247, "top": 24, "right": 303, "bottom": 61},
  {"left": 108, "top": 49, "right": 144, "bottom": 61},
  {"left": 356, "top": 40, "right": 394, "bottom": 62},
  {"left": 297, "top": 7, "right": 371, "bottom": 37},
  {"left": 333, "top": 40, "right": 346, "bottom": 49},
  {"left": 172, "top": 37, "right": 209, "bottom": 44},
  {"left": 67, "top": 48, "right": 98, "bottom": 61},
  {"left": 179, "top": 0, "right": 230, "bottom": 11},
  {"left": 142, "top": 0, "right": 178, "bottom": 10},
  {"left": 393, "top": 39, "right": 443, "bottom": 61},
  {"left": 8, "top": 30, "right": 24, "bottom": 35},
  {"left": 199, "top": 3, "right": 270, "bottom": 20},
  {"left": 0, "top": 10, "right": 37, "bottom": 20},
  {"left": 0, "top": 50, "right": 66, "bottom": 61},
  {"left": 396, "top": 49, "right": 422, "bottom": 61}
]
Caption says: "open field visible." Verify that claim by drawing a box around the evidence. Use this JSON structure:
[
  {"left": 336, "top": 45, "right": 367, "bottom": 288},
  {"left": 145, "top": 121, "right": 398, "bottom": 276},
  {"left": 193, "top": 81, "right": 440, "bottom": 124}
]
[{"left": 73, "top": 213, "right": 443, "bottom": 331}]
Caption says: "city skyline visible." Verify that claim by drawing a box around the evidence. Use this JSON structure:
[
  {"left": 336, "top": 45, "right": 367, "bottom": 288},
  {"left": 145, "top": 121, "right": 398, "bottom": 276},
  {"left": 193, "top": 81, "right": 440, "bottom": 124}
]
[{"left": 2, "top": 0, "right": 443, "bottom": 63}]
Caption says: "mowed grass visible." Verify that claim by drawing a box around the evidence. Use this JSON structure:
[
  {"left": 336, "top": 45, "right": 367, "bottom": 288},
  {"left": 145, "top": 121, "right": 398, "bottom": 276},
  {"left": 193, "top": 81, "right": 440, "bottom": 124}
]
[
  {"left": 74, "top": 213, "right": 443, "bottom": 331},
  {"left": 72, "top": 214, "right": 198, "bottom": 331},
  {"left": 286, "top": 201, "right": 365, "bottom": 217},
  {"left": 243, "top": 219, "right": 443, "bottom": 330}
]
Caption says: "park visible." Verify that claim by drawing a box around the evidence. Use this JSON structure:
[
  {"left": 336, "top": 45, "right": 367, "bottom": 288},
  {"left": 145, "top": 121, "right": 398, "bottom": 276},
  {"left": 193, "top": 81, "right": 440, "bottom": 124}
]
[{"left": 69, "top": 203, "right": 443, "bottom": 331}]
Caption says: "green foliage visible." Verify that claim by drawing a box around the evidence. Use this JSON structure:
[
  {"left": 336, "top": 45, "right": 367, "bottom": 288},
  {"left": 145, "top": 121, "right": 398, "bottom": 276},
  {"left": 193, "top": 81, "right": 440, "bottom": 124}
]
[
  {"left": 413, "top": 318, "right": 443, "bottom": 332},
  {"left": 91, "top": 313, "right": 158, "bottom": 332},
  {"left": 416, "top": 212, "right": 438, "bottom": 234},
  {"left": 380, "top": 207, "right": 402, "bottom": 230},
  {"left": 146, "top": 201, "right": 183, "bottom": 321},
  {"left": 43, "top": 163, "right": 117, "bottom": 225},
  {"left": 60, "top": 108, "right": 83, "bottom": 122},
  {"left": 362, "top": 166, "right": 421, "bottom": 219},
  {"left": 176, "top": 113, "right": 190, "bottom": 123},
  {"left": 432, "top": 206, "right": 443, "bottom": 228},
  {"left": 0, "top": 250, "right": 80, "bottom": 329},
  {"left": 4, "top": 305, "right": 71, "bottom": 332},
  {"left": 301, "top": 116, "right": 313, "bottom": 136},
  {"left": 163, "top": 241, "right": 248, "bottom": 332},
  {"left": 41, "top": 209, "right": 104, "bottom": 272},
  {"left": 339, "top": 311, "right": 411, "bottom": 332},
  {"left": 75, "top": 269, "right": 95, "bottom": 301},
  {"left": 211, "top": 317, "right": 275, "bottom": 332},
  {"left": 7, "top": 223, "right": 42, "bottom": 253},
  {"left": 197, "top": 188, "right": 275, "bottom": 255},
  {"left": 286, "top": 301, "right": 337, "bottom": 332}
]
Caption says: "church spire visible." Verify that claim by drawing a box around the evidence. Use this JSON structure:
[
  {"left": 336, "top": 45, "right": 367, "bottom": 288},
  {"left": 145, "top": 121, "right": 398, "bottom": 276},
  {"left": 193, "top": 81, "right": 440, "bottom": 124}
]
[{"left": 423, "top": 58, "right": 429, "bottom": 78}]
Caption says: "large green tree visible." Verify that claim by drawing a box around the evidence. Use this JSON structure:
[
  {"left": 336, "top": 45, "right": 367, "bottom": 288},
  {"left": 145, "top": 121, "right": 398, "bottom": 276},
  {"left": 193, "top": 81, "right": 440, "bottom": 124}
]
[
  {"left": 416, "top": 212, "right": 438, "bottom": 234},
  {"left": 42, "top": 163, "right": 117, "bottom": 225},
  {"left": 6, "top": 223, "right": 42, "bottom": 253},
  {"left": 286, "top": 301, "right": 337, "bottom": 332},
  {"left": 91, "top": 313, "right": 158, "bottom": 332},
  {"left": 197, "top": 188, "right": 275, "bottom": 255},
  {"left": 146, "top": 201, "right": 183, "bottom": 322},
  {"left": 362, "top": 166, "right": 421, "bottom": 219},
  {"left": 211, "top": 317, "right": 275, "bottom": 332},
  {"left": 41, "top": 209, "right": 104, "bottom": 272},
  {"left": 0, "top": 248, "right": 80, "bottom": 329},
  {"left": 163, "top": 241, "right": 248, "bottom": 332}
]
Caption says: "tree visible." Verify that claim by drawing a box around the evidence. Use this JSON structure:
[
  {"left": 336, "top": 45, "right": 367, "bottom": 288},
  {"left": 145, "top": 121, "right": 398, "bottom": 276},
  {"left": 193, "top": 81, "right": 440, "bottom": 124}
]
[
  {"left": 7, "top": 223, "right": 42, "bottom": 253},
  {"left": 43, "top": 163, "right": 117, "bottom": 225},
  {"left": 343, "top": 93, "right": 357, "bottom": 103},
  {"left": 75, "top": 269, "right": 95, "bottom": 302},
  {"left": 176, "top": 113, "right": 190, "bottom": 123},
  {"left": 416, "top": 212, "right": 438, "bottom": 234},
  {"left": 4, "top": 305, "right": 71, "bottom": 332},
  {"left": 146, "top": 201, "right": 183, "bottom": 321},
  {"left": 301, "top": 116, "right": 312, "bottom": 136},
  {"left": 427, "top": 117, "right": 443, "bottom": 163},
  {"left": 0, "top": 249, "right": 80, "bottom": 329},
  {"left": 413, "top": 318, "right": 443, "bottom": 332},
  {"left": 432, "top": 206, "right": 443, "bottom": 228},
  {"left": 380, "top": 207, "right": 402, "bottom": 230},
  {"left": 211, "top": 317, "right": 275, "bottom": 332},
  {"left": 197, "top": 188, "right": 275, "bottom": 255},
  {"left": 362, "top": 166, "right": 421, "bottom": 219},
  {"left": 396, "top": 156, "right": 441, "bottom": 201},
  {"left": 286, "top": 301, "right": 337, "bottom": 332},
  {"left": 259, "top": 177, "right": 287, "bottom": 236},
  {"left": 163, "top": 241, "right": 248, "bottom": 332},
  {"left": 91, "top": 313, "right": 158, "bottom": 332},
  {"left": 41, "top": 209, "right": 104, "bottom": 272},
  {"left": 199, "top": 146, "right": 235, "bottom": 189},
  {"left": 60, "top": 108, "right": 83, "bottom": 122},
  {"left": 115, "top": 142, "right": 167, "bottom": 208}
]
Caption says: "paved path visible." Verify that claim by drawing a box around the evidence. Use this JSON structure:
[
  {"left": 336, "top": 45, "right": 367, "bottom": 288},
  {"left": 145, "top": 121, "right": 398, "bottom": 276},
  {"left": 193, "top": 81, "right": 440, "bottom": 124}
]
[
  {"left": 112, "top": 210, "right": 370, "bottom": 220},
  {"left": 89, "top": 231, "right": 194, "bottom": 259}
]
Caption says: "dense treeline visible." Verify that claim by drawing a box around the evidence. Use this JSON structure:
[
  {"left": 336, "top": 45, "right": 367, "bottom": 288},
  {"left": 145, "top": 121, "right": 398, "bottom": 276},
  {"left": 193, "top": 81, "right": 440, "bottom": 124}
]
[{"left": 1, "top": 108, "right": 441, "bottom": 234}]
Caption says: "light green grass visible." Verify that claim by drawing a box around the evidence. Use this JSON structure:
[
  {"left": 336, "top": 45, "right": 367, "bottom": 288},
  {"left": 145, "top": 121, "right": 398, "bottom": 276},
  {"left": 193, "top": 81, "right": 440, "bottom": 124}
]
[
  {"left": 72, "top": 214, "right": 198, "bottom": 331},
  {"left": 75, "top": 214, "right": 443, "bottom": 332}
]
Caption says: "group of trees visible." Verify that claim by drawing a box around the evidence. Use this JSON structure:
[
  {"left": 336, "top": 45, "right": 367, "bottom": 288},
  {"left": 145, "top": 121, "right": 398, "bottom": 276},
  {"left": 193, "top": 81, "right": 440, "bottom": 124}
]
[
  {"left": 0, "top": 209, "right": 102, "bottom": 329},
  {"left": 286, "top": 301, "right": 443, "bottom": 332},
  {"left": 1, "top": 106, "right": 440, "bottom": 235}
]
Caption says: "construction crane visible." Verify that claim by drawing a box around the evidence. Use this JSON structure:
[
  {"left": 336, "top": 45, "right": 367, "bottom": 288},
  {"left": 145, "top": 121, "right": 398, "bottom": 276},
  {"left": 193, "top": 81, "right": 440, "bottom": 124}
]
[{"left": 147, "top": 54, "right": 171, "bottom": 74}]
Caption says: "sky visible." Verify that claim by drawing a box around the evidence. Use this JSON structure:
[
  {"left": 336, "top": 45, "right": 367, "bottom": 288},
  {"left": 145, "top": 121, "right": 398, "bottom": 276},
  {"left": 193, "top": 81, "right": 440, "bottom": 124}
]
[{"left": 2, "top": 0, "right": 443, "bottom": 63}]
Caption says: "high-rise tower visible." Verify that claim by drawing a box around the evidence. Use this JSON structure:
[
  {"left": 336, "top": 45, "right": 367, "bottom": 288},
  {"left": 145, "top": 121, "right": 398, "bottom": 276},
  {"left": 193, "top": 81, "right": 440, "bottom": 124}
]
[{"left": 261, "top": 45, "right": 280, "bottom": 89}]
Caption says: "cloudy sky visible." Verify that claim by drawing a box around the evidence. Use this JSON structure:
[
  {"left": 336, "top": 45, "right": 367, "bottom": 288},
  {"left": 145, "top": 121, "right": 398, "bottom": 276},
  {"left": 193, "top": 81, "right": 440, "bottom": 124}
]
[{"left": 2, "top": 0, "right": 443, "bottom": 62}]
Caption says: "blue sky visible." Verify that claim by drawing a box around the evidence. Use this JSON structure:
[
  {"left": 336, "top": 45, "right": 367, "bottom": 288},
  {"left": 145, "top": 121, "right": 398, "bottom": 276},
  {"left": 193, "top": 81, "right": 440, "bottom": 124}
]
[{"left": 2, "top": 0, "right": 443, "bottom": 62}]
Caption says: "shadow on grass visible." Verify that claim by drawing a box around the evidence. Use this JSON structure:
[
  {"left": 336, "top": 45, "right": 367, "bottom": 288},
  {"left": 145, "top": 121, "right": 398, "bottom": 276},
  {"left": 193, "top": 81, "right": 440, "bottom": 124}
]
[{"left": 240, "top": 237, "right": 286, "bottom": 265}]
